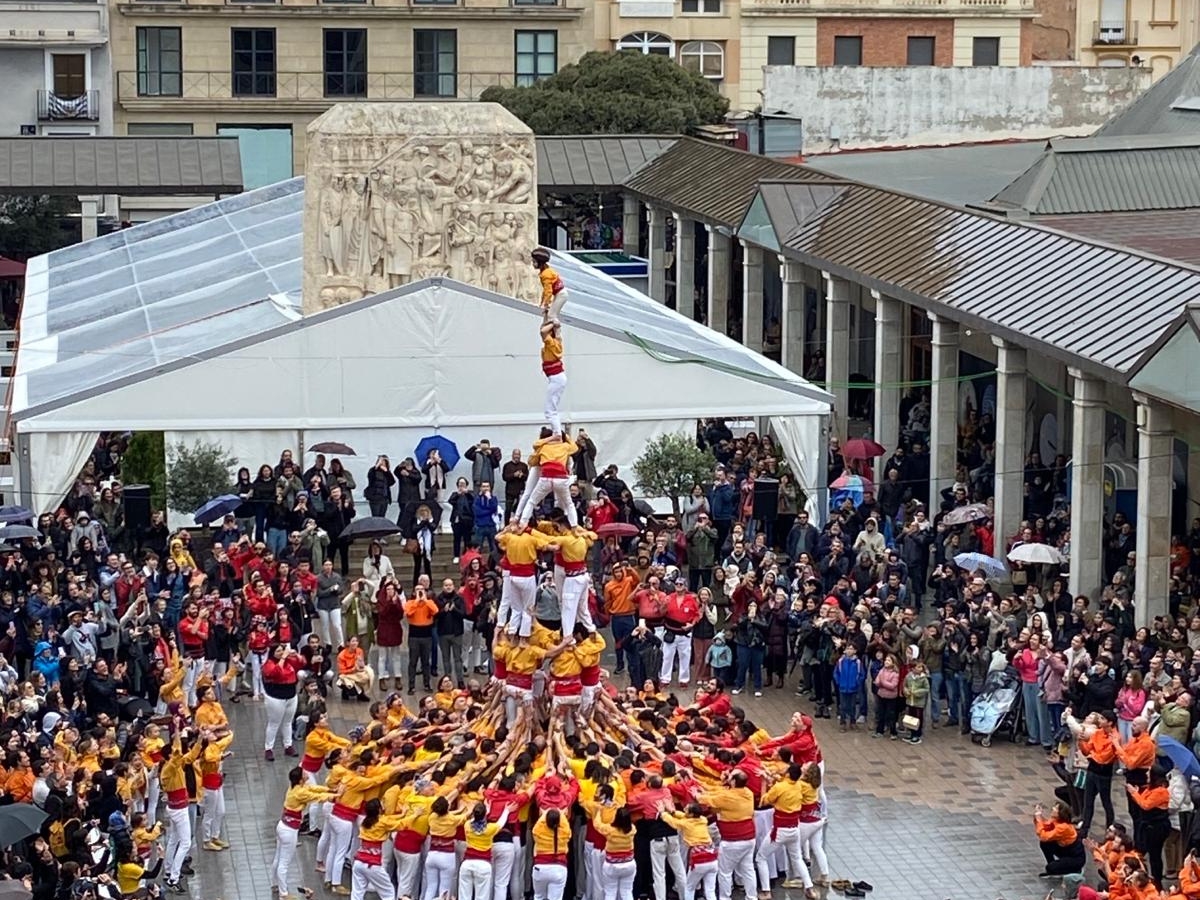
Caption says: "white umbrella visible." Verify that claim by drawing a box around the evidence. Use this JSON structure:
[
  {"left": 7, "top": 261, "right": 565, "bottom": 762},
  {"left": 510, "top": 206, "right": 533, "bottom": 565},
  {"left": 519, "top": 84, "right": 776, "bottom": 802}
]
[{"left": 1007, "top": 542, "right": 1063, "bottom": 565}]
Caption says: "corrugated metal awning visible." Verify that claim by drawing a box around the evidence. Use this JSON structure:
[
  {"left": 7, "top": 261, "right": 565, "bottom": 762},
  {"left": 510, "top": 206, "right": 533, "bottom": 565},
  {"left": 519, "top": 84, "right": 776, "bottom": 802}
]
[
  {"left": 536, "top": 136, "right": 678, "bottom": 191},
  {"left": 0, "top": 137, "right": 243, "bottom": 195}
]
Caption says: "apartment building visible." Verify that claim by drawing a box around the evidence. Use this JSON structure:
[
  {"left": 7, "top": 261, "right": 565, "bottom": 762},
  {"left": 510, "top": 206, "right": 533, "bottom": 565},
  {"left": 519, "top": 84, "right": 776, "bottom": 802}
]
[
  {"left": 110, "top": 0, "right": 593, "bottom": 190},
  {"left": 0, "top": 0, "right": 112, "bottom": 137},
  {"left": 1077, "top": 0, "right": 1200, "bottom": 78}
]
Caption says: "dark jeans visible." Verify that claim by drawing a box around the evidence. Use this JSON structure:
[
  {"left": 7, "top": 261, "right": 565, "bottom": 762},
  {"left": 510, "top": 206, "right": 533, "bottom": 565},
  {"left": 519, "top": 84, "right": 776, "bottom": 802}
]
[
  {"left": 451, "top": 522, "right": 474, "bottom": 557},
  {"left": 813, "top": 660, "right": 833, "bottom": 706},
  {"left": 733, "top": 644, "right": 764, "bottom": 692},
  {"left": 838, "top": 691, "right": 858, "bottom": 724},
  {"left": 474, "top": 523, "right": 498, "bottom": 554},
  {"left": 411, "top": 553, "right": 431, "bottom": 585},
  {"left": 1039, "top": 840, "right": 1085, "bottom": 876},
  {"left": 944, "top": 671, "right": 966, "bottom": 725},
  {"left": 331, "top": 538, "right": 350, "bottom": 576},
  {"left": 875, "top": 695, "right": 899, "bottom": 735},
  {"left": 1081, "top": 770, "right": 1115, "bottom": 836},
  {"left": 611, "top": 614, "right": 636, "bottom": 673},
  {"left": 688, "top": 565, "right": 712, "bottom": 593},
  {"left": 367, "top": 498, "right": 389, "bottom": 518},
  {"left": 1143, "top": 817, "right": 1170, "bottom": 885},
  {"left": 408, "top": 635, "right": 433, "bottom": 689}
]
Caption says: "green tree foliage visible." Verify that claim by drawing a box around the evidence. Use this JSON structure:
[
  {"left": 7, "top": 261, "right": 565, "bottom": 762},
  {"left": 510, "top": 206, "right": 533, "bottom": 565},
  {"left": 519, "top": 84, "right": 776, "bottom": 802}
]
[
  {"left": 0, "top": 195, "right": 76, "bottom": 257},
  {"left": 121, "top": 432, "right": 167, "bottom": 511},
  {"left": 166, "top": 440, "right": 238, "bottom": 517},
  {"left": 633, "top": 433, "right": 715, "bottom": 516},
  {"left": 482, "top": 51, "right": 730, "bottom": 135}
]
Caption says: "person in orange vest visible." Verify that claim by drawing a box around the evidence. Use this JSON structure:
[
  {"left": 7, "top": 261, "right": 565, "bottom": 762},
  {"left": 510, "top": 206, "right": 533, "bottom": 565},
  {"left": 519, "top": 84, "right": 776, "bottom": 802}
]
[
  {"left": 1128, "top": 766, "right": 1172, "bottom": 887},
  {"left": 532, "top": 247, "right": 566, "bottom": 322},
  {"left": 1066, "top": 707, "right": 1118, "bottom": 837},
  {"left": 1170, "top": 850, "right": 1200, "bottom": 898},
  {"left": 604, "top": 562, "right": 640, "bottom": 677},
  {"left": 403, "top": 585, "right": 439, "bottom": 695},
  {"left": 1114, "top": 716, "right": 1157, "bottom": 851},
  {"left": 1034, "top": 800, "right": 1086, "bottom": 876}
]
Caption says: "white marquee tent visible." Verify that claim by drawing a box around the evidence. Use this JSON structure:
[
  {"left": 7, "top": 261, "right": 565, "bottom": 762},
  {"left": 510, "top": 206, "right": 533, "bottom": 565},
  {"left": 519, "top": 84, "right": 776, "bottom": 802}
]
[{"left": 11, "top": 178, "right": 832, "bottom": 517}]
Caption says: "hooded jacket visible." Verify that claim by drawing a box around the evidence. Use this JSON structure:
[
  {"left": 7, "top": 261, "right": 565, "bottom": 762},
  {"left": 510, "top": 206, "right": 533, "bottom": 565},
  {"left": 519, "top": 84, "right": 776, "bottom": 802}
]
[{"left": 33, "top": 641, "right": 61, "bottom": 685}]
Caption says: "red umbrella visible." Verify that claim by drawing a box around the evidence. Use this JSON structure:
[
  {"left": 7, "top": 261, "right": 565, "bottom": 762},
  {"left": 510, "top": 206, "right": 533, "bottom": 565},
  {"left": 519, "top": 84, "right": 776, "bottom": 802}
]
[
  {"left": 842, "top": 438, "right": 886, "bottom": 459},
  {"left": 308, "top": 441, "right": 356, "bottom": 455},
  {"left": 597, "top": 522, "right": 640, "bottom": 539},
  {"left": 0, "top": 256, "right": 25, "bottom": 279}
]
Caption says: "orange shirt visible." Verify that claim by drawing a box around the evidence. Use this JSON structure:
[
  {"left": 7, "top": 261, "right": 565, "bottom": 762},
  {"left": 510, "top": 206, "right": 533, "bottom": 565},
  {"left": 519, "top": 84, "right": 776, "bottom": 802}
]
[
  {"left": 1081, "top": 728, "right": 1117, "bottom": 766},
  {"left": 1129, "top": 785, "right": 1170, "bottom": 811},
  {"left": 1176, "top": 859, "right": 1200, "bottom": 898},
  {"left": 1034, "top": 818, "right": 1078, "bottom": 846},
  {"left": 338, "top": 646, "right": 367, "bottom": 676},
  {"left": 604, "top": 570, "right": 639, "bottom": 617},
  {"left": 404, "top": 597, "right": 439, "bottom": 627},
  {"left": 539, "top": 266, "right": 564, "bottom": 307},
  {"left": 1117, "top": 733, "right": 1157, "bottom": 771},
  {"left": 5, "top": 768, "right": 34, "bottom": 803}
]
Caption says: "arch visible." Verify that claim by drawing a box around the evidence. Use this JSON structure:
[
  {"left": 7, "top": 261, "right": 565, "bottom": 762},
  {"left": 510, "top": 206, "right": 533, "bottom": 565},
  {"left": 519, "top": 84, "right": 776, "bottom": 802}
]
[
  {"left": 616, "top": 32, "right": 675, "bottom": 57},
  {"left": 1096, "top": 54, "right": 1129, "bottom": 67},
  {"left": 679, "top": 40, "right": 724, "bottom": 79}
]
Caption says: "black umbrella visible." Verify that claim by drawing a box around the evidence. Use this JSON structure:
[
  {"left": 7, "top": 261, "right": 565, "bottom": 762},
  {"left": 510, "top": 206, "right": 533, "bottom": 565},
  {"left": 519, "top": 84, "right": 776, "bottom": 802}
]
[
  {"left": 341, "top": 516, "right": 403, "bottom": 541},
  {"left": 0, "top": 879, "right": 33, "bottom": 900},
  {"left": 0, "top": 525, "right": 39, "bottom": 541},
  {"left": 309, "top": 441, "right": 356, "bottom": 456},
  {"left": 0, "top": 506, "right": 33, "bottom": 525},
  {"left": 119, "top": 696, "right": 155, "bottom": 721},
  {"left": 0, "top": 803, "right": 47, "bottom": 847}
]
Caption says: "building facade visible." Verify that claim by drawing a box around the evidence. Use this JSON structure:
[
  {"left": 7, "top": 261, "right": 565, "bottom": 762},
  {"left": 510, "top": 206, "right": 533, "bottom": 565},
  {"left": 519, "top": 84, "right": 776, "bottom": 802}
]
[
  {"left": 110, "top": 0, "right": 592, "bottom": 195},
  {"left": 0, "top": 0, "right": 112, "bottom": 137},
  {"left": 1076, "top": 0, "right": 1200, "bottom": 78}
]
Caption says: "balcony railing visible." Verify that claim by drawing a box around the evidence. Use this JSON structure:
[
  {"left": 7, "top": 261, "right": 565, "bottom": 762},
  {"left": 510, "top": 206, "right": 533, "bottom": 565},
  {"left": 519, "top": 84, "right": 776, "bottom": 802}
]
[
  {"left": 37, "top": 89, "right": 100, "bottom": 121},
  {"left": 1093, "top": 19, "right": 1139, "bottom": 45},
  {"left": 744, "top": 0, "right": 1033, "bottom": 9},
  {"left": 117, "top": 70, "right": 517, "bottom": 103}
]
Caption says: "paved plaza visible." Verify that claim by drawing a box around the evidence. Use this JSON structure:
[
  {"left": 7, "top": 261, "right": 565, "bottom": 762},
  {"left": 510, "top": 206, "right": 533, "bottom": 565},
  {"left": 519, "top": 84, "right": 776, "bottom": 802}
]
[{"left": 190, "top": 681, "right": 1066, "bottom": 900}]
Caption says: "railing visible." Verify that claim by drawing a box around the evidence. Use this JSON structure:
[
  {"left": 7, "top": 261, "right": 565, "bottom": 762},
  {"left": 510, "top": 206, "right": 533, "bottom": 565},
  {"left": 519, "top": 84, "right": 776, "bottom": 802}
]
[
  {"left": 744, "top": 0, "right": 1033, "bottom": 8},
  {"left": 618, "top": 0, "right": 676, "bottom": 15},
  {"left": 1093, "top": 19, "right": 1138, "bottom": 45},
  {"left": 116, "top": 70, "right": 517, "bottom": 103},
  {"left": 37, "top": 89, "right": 100, "bottom": 120}
]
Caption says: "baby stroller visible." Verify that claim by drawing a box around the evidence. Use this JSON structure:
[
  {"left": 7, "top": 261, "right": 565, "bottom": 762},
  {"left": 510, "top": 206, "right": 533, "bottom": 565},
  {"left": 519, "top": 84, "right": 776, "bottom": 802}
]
[{"left": 969, "top": 667, "right": 1024, "bottom": 748}]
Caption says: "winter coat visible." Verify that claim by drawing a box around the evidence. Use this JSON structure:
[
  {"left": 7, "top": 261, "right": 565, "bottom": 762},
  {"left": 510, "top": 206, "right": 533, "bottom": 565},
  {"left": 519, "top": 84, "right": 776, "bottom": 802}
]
[
  {"left": 363, "top": 467, "right": 395, "bottom": 504},
  {"left": 709, "top": 483, "right": 736, "bottom": 521},
  {"left": 375, "top": 591, "right": 405, "bottom": 647},
  {"left": 874, "top": 666, "right": 900, "bottom": 699},
  {"left": 765, "top": 605, "right": 790, "bottom": 658},
  {"left": 686, "top": 524, "right": 718, "bottom": 569},
  {"left": 834, "top": 656, "right": 865, "bottom": 693},
  {"left": 903, "top": 671, "right": 931, "bottom": 707}
]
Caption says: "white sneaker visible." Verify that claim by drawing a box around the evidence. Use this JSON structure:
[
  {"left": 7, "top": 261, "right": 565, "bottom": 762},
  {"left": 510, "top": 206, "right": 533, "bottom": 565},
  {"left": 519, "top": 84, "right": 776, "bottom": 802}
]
[
  {"left": 452, "top": 557, "right": 459, "bottom": 564},
  {"left": 732, "top": 688, "right": 742, "bottom": 695},
  {"left": 754, "top": 691, "right": 763, "bottom": 697}
]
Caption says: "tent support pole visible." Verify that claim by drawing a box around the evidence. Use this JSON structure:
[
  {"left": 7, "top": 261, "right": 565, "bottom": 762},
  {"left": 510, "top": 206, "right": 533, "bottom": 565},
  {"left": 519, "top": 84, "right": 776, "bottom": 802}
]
[{"left": 15, "top": 432, "right": 30, "bottom": 509}]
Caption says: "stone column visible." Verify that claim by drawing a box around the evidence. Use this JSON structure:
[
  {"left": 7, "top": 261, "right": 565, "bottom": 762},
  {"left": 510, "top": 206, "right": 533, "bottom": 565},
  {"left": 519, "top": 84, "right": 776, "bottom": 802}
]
[
  {"left": 823, "top": 272, "right": 851, "bottom": 431},
  {"left": 741, "top": 241, "right": 764, "bottom": 352},
  {"left": 79, "top": 197, "right": 99, "bottom": 241},
  {"left": 1134, "top": 394, "right": 1173, "bottom": 624},
  {"left": 992, "top": 336, "right": 1028, "bottom": 549},
  {"left": 929, "top": 313, "right": 960, "bottom": 506},
  {"left": 780, "top": 257, "right": 806, "bottom": 375},
  {"left": 674, "top": 214, "right": 696, "bottom": 321},
  {"left": 647, "top": 204, "right": 667, "bottom": 303},
  {"left": 706, "top": 225, "right": 730, "bottom": 337},
  {"left": 1068, "top": 367, "right": 1106, "bottom": 598},
  {"left": 622, "top": 194, "right": 641, "bottom": 257},
  {"left": 872, "top": 290, "right": 902, "bottom": 451}
]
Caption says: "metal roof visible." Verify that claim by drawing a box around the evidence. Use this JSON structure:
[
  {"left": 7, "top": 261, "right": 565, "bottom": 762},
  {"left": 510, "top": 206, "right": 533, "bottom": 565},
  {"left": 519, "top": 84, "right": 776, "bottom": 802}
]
[
  {"left": 0, "top": 137, "right": 243, "bottom": 195},
  {"left": 535, "top": 136, "right": 678, "bottom": 192},
  {"left": 768, "top": 181, "right": 1200, "bottom": 375},
  {"left": 1039, "top": 209, "right": 1200, "bottom": 267},
  {"left": 991, "top": 134, "right": 1200, "bottom": 214},
  {"left": 1095, "top": 42, "right": 1200, "bottom": 138},
  {"left": 624, "top": 137, "right": 832, "bottom": 228},
  {"left": 756, "top": 181, "right": 849, "bottom": 239}
]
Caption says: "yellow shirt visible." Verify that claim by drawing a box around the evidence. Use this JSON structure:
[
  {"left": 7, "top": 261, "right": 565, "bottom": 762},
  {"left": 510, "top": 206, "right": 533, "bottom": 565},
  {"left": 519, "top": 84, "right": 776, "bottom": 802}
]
[
  {"left": 360, "top": 813, "right": 410, "bottom": 843},
  {"left": 463, "top": 813, "right": 509, "bottom": 853},
  {"left": 761, "top": 778, "right": 816, "bottom": 814},
  {"left": 304, "top": 726, "right": 351, "bottom": 760},
  {"left": 531, "top": 436, "right": 578, "bottom": 477},
  {"left": 661, "top": 811, "right": 714, "bottom": 848},
  {"left": 283, "top": 783, "right": 335, "bottom": 815},
  {"left": 550, "top": 647, "right": 583, "bottom": 678},
  {"left": 159, "top": 742, "right": 202, "bottom": 795},
  {"left": 194, "top": 701, "right": 228, "bottom": 730},
  {"left": 539, "top": 266, "right": 564, "bottom": 307},
  {"left": 542, "top": 334, "right": 563, "bottom": 365},
  {"left": 532, "top": 814, "right": 571, "bottom": 859},
  {"left": 340, "top": 768, "right": 396, "bottom": 811},
  {"left": 592, "top": 814, "right": 635, "bottom": 854},
  {"left": 429, "top": 810, "right": 470, "bottom": 840},
  {"left": 117, "top": 861, "right": 146, "bottom": 896},
  {"left": 697, "top": 786, "right": 754, "bottom": 822},
  {"left": 508, "top": 644, "right": 548, "bottom": 676},
  {"left": 557, "top": 530, "right": 595, "bottom": 565},
  {"left": 574, "top": 633, "right": 606, "bottom": 669},
  {"left": 498, "top": 529, "right": 555, "bottom": 569}
]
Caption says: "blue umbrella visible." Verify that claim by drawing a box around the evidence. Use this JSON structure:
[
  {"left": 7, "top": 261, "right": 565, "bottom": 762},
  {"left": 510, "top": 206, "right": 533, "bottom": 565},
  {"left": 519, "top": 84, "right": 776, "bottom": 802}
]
[
  {"left": 193, "top": 494, "right": 243, "bottom": 526},
  {"left": 414, "top": 435, "right": 460, "bottom": 470},
  {"left": 1155, "top": 736, "right": 1200, "bottom": 780},
  {"left": 0, "top": 505, "right": 34, "bottom": 525},
  {"left": 953, "top": 552, "right": 1008, "bottom": 580}
]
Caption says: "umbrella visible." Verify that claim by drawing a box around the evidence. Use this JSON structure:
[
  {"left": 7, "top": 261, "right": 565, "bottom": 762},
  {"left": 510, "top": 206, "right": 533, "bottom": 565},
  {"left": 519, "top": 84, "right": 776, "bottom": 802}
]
[
  {"left": 0, "top": 880, "right": 32, "bottom": 900},
  {"left": 632, "top": 499, "right": 655, "bottom": 518},
  {"left": 192, "top": 494, "right": 243, "bottom": 526},
  {"left": 119, "top": 696, "right": 155, "bottom": 721},
  {"left": 842, "top": 437, "right": 886, "bottom": 460},
  {"left": 830, "top": 473, "right": 866, "bottom": 507},
  {"left": 1007, "top": 542, "right": 1064, "bottom": 566},
  {"left": 0, "top": 803, "right": 47, "bottom": 847},
  {"left": 953, "top": 552, "right": 1007, "bottom": 579},
  {"left": 942, "top": 503, "right": 990, "bottom": 527},
  {"left": 0, "top": 525, "right": 38, "bottom": 540},
  {"left": 1156, "top": 736, "right": 1200, "bottom": 780},
  {"left": 309, "top": 441, "right": 357, "bottom": 456},
  {"left": 0, "top": 506, "right": 33, "bottom": 525},
  {"left": 414, "top": 435, "right": 460, "bottom": 470},
  {"left": 341, "top": 516, "right": 403, "bottom": 541},
  {"left": 597, "top": 522, "right": 640, "bottom": 539}
]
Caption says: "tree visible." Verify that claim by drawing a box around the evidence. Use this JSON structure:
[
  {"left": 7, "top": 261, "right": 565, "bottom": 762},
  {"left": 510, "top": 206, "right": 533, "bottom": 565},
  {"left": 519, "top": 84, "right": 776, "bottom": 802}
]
[
  {"left": 481, "top": 51, "right": 729, "bottom": 135},
  {"left": 0, "top": 195, "right": 76, "bottom": 258},
  {"left": 166, "top": 440, "right": 238, "bottom": 517},
  {"left": 633, "top": 433, "right": 716, "bottom": 516},
  {"left": 121, "top": 432, "right": 167, "bottom": 511}
]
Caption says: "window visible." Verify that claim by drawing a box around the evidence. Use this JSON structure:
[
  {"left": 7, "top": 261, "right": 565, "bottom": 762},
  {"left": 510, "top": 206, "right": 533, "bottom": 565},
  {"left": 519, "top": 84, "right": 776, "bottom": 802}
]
[
  {"left": 413, "top": 0, "right": 457, "bottom": 4},
  {"left": 972, "top": 36, "right": 1000, "bottom": 66},
  {"left": 515, "top": 31, "right": 556, "bottom": 86},
  {"left": 127, "top": 122, "right": 193, "bottom": 135},
  {"left": 616, "top": 31, "right": 674, "bottom": 57},
  {"left": 906, "top": 36, "right": 935, "bottom": 65},
  {"left": 324, "top": 29, "right": 366, "bottom": 97},
  {"left": 767, "top": 36, "right": 795, "bottom": 66},
  {"left": 682, "top": 0, "right": 720, "bottom": 12},
  {"left": 232, "top": 28, "right": 276, "bottom": 96},
  {"left": 51, "top": 54, "right": 87, "bottom": 96},
  {"left": 679, "top": 41, "right": 723, "bottom": 80},
  {"left": 512, "top": 0, "right": 559, "bottom": 5},
  {"left": 217, "top": 125, "right": 292, "bottom": 189},
  {"left": 833, "top": 36, "right": 862, "bottom": 66},
  {"left": 1098, "top": 0, "right": 1128, "bottom": 41},
  {"left": 414, "top": 29, "right": 456, "bottom": 98},
  {"left": 136, "top": 27, "right": 181, "bottom": 97}
]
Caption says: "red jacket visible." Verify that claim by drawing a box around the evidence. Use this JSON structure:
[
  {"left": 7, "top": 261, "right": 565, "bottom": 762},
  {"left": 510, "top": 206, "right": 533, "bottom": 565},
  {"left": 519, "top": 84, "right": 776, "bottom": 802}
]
[
  {"left": 761, "top": 723, "right": 824, "bottom": 766},
  {"left": 589, "top": 499, "right": 618, "bottom": 530},
  {"left": 376, "top": 592, "right": 405, "bottom": 647}
]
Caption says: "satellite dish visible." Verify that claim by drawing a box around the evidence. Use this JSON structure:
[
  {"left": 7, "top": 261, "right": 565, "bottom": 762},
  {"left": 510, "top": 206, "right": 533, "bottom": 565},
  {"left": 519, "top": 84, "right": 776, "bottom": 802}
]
[{"left": 1039, "top": 414, "right": 1059, "bottom": 462}]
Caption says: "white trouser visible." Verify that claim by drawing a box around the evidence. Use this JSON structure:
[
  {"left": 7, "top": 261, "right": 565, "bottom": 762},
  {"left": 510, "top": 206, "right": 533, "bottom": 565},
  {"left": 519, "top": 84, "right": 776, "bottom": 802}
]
[
  {"left": 497, "top": 571, "right": 515, "bottom": 633},
  {"left": 759, "top": 826, "right": 810, "bottom": 888},
  {"left": 463, "top": 620, "right": 480, "bottom": 670},
  {"left": 532, "top": 863, "right": 568, "bottom": 900},
  {"left": 716, "top": 839, "right": 755, "bottom": 900},
  {"left": 586, "top": 846, "right": 605, "bottom": 900},
  {"left": 325, "top": 814, "right": 356, "bottom": 887},
  {"left": 182, "top": 658, "right": 200, "bottom": 707},
  {"left": 493, "top": 837, "right": 524, "bottom": 900},
  {"left": 315, "top": 801, "right": 335, "bottom": 860},
  {"left": 544, "top": 372, "right": 568, "bottom": 435},
  {"left": 650, "top": 835, "right": 687, "bottom": 900},
  {"left": 202, "top": 786, "right": 225, "bottom": 842},
  {"left": 146, "top": 772, "right": 160, "bottom": 828},
  {"left": 317, "top": 608, "right": 345, "bottom": 649},
  {"left": 264, "top": 694, "right": 297, "bottom": 751},
  {"left": 396, "top": 847, "right": 422, "bottom": 897},
  {"left": 602, "top": 858, "right": 636, "bottom": 900},
  {"left": 164, "top": 805, "right": 190, "bottom": 882},
  {"left": 376, "top": 644, "right": 404, "bottom": 682},
  {"left": 520, "top": 476, "right": 577, "bottom": 527},
  {"left": 250, "top": 651, "right": 266, "bottom": 696},
  {"left": 352, "top": 859, "right": 396, "bottom": 900},
  {"left": 514, "top": 466, "right": 542, "bottom": 523},
  {"left": 459, "top": 858, "right": 493, "bottom": 900},
  {"left": 547, "top": 288, "right": 568, "bottom": 322},
  {"left": 796, "top": 819, "right": 828, "bottom": 880},
  {"left": 560, "top": 572, "right": 594, "bottom": 634},
  {"left": 686, "top": 860, "right": 718, "bottom": 900},
  {"left": 423, "top": 849, "right": 458, "bottom": 900},
  {"left": 271, "top": 822, "right": 299, "bottom": 895},
  {"left": 506, "top": 575, "right": 537, "bottom": 637},
  {"left": 660, "top": 636, "right": 693, "bottom": 686}
]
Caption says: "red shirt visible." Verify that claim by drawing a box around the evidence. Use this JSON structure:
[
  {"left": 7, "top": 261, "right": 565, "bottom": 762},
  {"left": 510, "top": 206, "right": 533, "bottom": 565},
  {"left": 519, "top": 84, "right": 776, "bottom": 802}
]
[{"left": 664, "top": 592, "right": 700, "bottom": 630}]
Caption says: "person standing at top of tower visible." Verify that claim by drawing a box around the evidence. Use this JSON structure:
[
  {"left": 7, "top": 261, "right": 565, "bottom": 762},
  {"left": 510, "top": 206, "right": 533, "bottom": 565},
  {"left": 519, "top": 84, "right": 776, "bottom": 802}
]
[{"left": 533, "top": 247, "right": 567, "bottom": 322}]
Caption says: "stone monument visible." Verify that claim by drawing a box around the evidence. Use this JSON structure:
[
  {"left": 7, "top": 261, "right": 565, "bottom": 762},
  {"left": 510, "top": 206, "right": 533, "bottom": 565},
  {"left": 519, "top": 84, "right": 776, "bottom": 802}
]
[{"left": 301, "top": 102, "right": 540, "bottom": 315}]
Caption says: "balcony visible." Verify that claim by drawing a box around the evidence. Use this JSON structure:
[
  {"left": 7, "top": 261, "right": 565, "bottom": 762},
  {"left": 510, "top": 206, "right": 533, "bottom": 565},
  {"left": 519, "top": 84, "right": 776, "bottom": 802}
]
[
  {"left": 37, "top": 89, "right": 100, "bottom": 120},
  {"left": 743, "top": 0, "right": 1034, "bottom": 11},
  {"left": 1093, "top": 19, "right": 1139, "bottom": 45},
  {"left": 618, "top": 0, "right": 675, "bottom": 15},
  {"left": 116, "top": 71, "right": 517, "bottom": 107}
]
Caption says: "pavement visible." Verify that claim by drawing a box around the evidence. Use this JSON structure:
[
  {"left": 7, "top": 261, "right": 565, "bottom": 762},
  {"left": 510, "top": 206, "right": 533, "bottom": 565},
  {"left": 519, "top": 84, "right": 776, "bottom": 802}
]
[{"left": 183, "top": 674, "right": 1069, "bottom": 900}]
